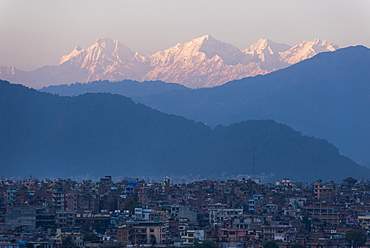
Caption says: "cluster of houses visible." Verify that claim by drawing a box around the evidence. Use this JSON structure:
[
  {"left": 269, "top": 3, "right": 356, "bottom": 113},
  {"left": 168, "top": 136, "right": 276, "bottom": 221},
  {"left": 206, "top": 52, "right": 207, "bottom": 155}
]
[{"left": 1, "top": 175, "right": 370, "bottom": 247}]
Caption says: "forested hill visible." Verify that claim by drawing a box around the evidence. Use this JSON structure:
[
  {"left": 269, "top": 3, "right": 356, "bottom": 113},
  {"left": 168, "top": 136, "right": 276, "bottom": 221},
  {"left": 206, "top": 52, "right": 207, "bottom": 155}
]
[
  {"left": 132, "top": 46, "right": 370, "bottom": 167},
  {"left": 38, "top": 46, "right": 370, "bottom": 167},
  {"left": 0, "top": 80, "right": 367, "bottom": 182},
  {"left": 40, "top": 80, "right": 189, "bottom": 98}
]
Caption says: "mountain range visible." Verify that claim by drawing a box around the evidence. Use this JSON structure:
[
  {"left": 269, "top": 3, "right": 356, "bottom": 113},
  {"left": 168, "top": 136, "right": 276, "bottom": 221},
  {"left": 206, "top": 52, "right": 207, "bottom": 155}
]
[
  {"left": 41, "top": 80, "right": 189, "bottom": 98},
  {"left": 41, "top": 46, "right": 370, "bottom": 168},
  {"left": 0, "top": 80, "right": 367, "bottom": 182},
  {"left": 0, "top": 35, "right": 337, "bottom": 89}
]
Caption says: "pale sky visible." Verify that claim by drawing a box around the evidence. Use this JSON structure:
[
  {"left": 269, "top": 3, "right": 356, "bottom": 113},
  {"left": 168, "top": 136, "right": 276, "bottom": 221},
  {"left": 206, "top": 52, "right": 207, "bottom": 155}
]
[{"left": 1, "top": 0, "right": 369, "bottom": 71}]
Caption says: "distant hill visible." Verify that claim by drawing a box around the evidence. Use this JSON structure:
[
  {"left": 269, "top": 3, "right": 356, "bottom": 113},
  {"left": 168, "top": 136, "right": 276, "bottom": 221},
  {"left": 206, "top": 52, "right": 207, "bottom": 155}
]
[
  {"left": 40, "top": 80, "right": 189, "bottom": 98},
  {"left": 0, "top": 36, "right": 337, "bottom": 89},
  {"left": 130, "top": 46, "right": 370, "bottom": 167},
  {"left": 0, "top": 80, "right": 367, "bottom": 182},
  {"left": 40, "top": 46, "right": 370, "bottom": 167}
]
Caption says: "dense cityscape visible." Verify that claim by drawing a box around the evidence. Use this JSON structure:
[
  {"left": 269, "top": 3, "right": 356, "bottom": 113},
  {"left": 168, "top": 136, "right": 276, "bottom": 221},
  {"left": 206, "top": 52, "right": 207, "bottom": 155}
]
[
  {"left": 1, "top": 175, "right": 370, "bottom": 248},
  {"left": 1, "top": 2, "right": 369, "bottom": 248}
]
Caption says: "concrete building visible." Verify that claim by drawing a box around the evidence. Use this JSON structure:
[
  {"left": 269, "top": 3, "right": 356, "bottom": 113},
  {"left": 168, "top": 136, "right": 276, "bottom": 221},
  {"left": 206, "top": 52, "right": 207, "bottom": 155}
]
[
  {"left": 117, "top": 221, "right": 166, "bottom": 246},
  {"left": 181, "top": 229, "right": 205, "bottom": 245},
  {"left": 209, "top": 208, "right": 243, "bottom": 226},
  {"left": 5, "top": 206, "right": 37, "bottom": 231}
]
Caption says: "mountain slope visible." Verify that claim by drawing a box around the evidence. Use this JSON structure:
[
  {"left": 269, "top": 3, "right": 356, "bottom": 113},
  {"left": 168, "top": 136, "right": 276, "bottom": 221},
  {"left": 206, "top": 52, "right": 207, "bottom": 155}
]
[
  {"left": 132, "top": 46, "right": 370, "bottom": 166},
  {"left": 0, "top": 36, "right": 337, "bottom": 89},
  {"left": 243, "top": 38, "right": 292, "bottom": 71},
  {"left": 243, "top": 38, "right": 338, "bottom": 71},
  {"left": 280, "top": 39, "right": 338, "bottom": 64},
  {"left": 0, "top": 80, "right": 366, "bottom": 182},
  {"left": 40, "top": 80, "right": 189, "bottom": 98},
  {"left": 143, "top": 35, "right": 264, "bottom": 88},
  {"left": 57, "top": 38, "right": 151, "bottom": 82}
]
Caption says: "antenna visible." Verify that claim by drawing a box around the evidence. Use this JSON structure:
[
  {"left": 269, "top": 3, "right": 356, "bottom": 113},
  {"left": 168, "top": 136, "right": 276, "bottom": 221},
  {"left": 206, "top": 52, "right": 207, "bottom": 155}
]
[{"left": 252, "top": 147, "right": 256, "bottom": 178}]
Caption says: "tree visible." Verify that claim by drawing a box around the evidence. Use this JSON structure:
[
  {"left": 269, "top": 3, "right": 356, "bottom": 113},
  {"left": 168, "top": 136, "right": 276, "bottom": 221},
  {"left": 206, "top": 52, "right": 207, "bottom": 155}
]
[
  {"left": 62, "top": 235, "right": 74, "bottom": 248},
  {"left": 264, "top": 241, "right": 279, "bottom": 248},
  {"left": 345, "top": 229, "right": 367, "bottom": 248},
  {"left": 193, "top": 241, "right": 217, "bottom": 248},
  {"left": 290, "top": 245, "right": 306, "bottom": 248},
  {"left": 301, "top": 214, "right": 311, "bottom": 233},
  {"left": 83, "top": 233, "right": 100, "bottom": 242},
  {"left": 124, "top": 200, "right": 141, "bottom": 213}
]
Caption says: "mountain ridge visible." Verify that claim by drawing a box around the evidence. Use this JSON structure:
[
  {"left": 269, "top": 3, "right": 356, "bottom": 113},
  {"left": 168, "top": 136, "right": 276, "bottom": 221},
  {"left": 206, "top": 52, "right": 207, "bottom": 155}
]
[
  {"left": 0, "top": 35, "right": 338, "bottom": 88},
  {"left": 41, "top": 80, "right": 189, "bottom": 98},
  {"left": 131, "top": 45, "right": 370, "bottom": 166},
  {"left": 40, "top": 46, "right": 370, "bottom": 166},
  {"left": 1, "top": 79, "right": 368, "bottom": 182}
]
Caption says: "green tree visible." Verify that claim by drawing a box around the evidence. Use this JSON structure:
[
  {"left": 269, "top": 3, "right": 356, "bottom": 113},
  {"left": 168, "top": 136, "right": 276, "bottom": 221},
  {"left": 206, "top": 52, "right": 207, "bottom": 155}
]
[
  {"left": 62, "top": 235, "right": 74, "bottom": 248},
  {"left": 120, "top": 179, "right": 129, "bottom": 185},
  {"left": 264, "top": 241, "right": 279, "bottom": 248},
  {"left": 193, "top": 241, "right": 217, "bottom": 248},
  {"left": 290, "top": 245, "right": 306, "bottom": 248},
  {"left": 83, "top": 233, "right": 100, "bottom": 242},
  {"left": 124, "top": 200, "right": 141, "bottom": 213},
  {"left": 345, "top": 229, "right": 367, "bottom": 248},
  {"left": 301, "top": 214, "right": 311, "bottom": 233}
]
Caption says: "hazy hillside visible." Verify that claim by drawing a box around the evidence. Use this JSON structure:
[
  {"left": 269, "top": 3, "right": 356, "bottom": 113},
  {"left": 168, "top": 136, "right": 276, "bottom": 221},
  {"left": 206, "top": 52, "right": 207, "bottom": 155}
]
[
  {"left": 0, "top": 80, "right": 367, "bottom": 182},
  {"left": 40, "top": 80, "right": 189, "bottom": 98},
  {"left": 41, "top": 46, "right": 370, "bottom": 166},
  {"left": 131, "top": 46, "right": 370, "bottom": 166}
]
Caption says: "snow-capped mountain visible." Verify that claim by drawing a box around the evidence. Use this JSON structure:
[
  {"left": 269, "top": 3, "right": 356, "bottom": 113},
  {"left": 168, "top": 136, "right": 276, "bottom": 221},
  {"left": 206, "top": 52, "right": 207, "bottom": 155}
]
[
  {"left": 0, "top": 36, "right": 338, "bottom": 88},
  {"left": 243, "top": 39, "right": 292, "bottom": 71},
  {"left": 279, "top": 39, "right": 338, "bottom": 64},
  {"left": 243, "top": 38, "right": 338, "bottom": 71},
  {"left": 144, "top": 35, "right": 264, "bottom": 88},
  {"left": 58, "top": 38, "right": 151, "bottom": 82}
]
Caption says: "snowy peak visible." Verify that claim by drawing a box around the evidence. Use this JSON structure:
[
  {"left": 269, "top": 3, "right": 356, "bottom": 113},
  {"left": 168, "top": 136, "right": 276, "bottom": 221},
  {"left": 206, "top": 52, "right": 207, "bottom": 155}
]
[
  {"left": 183, "top": 34, "right": 219, "bottom": 49},
  {"left": 59, "top": 38, "right": 139, "bottom": 67},
  {"left": 150, "top": 35, "right": 248, "bottom": 66},
  {"left": 93, "top": 38, "right": 119, "bottom": 55},
  {"left": 280, "top": 39, "right": 339, "bottom": 64},
  {"left": 243, "top": 39, "right": 291, "bottom": 64},
  {"left": 300, "top": 39, "right": 338, "bottom": 50},
  {"left": 0, "top": 65, "right": 19, "bottom": 75},
  {"left": 198, "top": 35, "right": 249, "bottom": 65},
  {"left": 242, "top": 39, "right": 291, "bottom": 70},
  {"left": 241, "top": 38, "right": 338, "bottom": 70},
  {"left": 143, "top": 35, "right": 263, "bottom": 88},
  {"left": 0, "top": 35, "right": 340, "bottom": 89},
  {"left": 55, "top": 37, "right": 151, "bottom": 83},
  {"left": 153, "top": 35, "right": 226, "bottom": 56},
  {"left": 87, "top": 38, "right": 136, "bottom": 62},
  {"left": 66, "top": 38, "right": 146, "bottom": 67},
  {"left": 53, "top": 36, "right": 340, "bottom": 74},
  {"left": 244, "top": 38, "right": 291, "bottom": 55},
  {"left": 191, "top": 34, "right": 215, "bottom": 44},
  {"left": 59, "top": 46, "right": 84, "bottom": 65},
  {"left": 91, "top": 38, "right": 133, "bottom": 58},
  {"left": 95, "top": 37, "right": 116, "bottom": 46}
]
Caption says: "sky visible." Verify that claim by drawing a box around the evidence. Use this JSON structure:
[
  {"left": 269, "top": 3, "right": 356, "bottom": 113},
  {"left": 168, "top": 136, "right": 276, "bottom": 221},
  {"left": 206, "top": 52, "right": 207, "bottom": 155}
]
[{"left": 1, "top": 0, "right": 370, "bottom": 71}]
